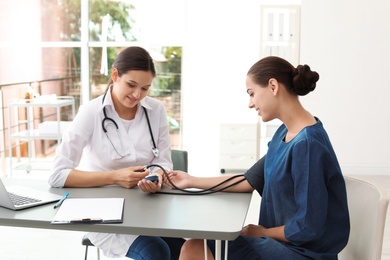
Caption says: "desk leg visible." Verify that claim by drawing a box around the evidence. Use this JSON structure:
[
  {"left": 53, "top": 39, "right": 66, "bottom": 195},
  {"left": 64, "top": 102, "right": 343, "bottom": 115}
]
[
  {"left": 204, "top": 239, "right": 208, "bottom": 260},
  {"left": 203, "top": 239, "right": 227, "bottom": 260},
  {"left": 224, "top": 240, "right": 228, "bottom": 260},
  {"left": 215, "top": 240, "right": 221, "bottom": 260}
]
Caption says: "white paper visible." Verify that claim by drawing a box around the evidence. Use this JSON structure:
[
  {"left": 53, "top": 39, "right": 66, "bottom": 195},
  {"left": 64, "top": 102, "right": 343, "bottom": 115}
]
[{"left": 51, "top": 198, "right": 124, "bottom": 224}]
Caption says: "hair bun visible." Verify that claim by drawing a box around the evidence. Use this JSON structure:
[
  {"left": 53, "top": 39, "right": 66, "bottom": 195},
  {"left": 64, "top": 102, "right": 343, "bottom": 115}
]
[
  {"left": 292, "top": 64, "right": 320, "bottom": 96},
  {"left": 292, "top": 67, "right": 299, "bottom": 77}
]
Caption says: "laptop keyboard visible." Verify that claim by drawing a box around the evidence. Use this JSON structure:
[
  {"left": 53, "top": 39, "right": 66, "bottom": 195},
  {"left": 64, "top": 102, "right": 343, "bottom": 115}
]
[{"left": 8, "top": 192, "right": 42, "bottom": 206}]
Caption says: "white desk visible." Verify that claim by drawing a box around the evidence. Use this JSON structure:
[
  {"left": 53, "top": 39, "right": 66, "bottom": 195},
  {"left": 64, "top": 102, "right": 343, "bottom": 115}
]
[{"left": 0, "top": 179, "right": 252, "bottom": 259}]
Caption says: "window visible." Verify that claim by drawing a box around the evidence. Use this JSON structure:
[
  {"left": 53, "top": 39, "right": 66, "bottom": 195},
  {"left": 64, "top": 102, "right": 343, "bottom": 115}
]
[{"left": 0, "top": 0, "right": 184, "bottom": 166}]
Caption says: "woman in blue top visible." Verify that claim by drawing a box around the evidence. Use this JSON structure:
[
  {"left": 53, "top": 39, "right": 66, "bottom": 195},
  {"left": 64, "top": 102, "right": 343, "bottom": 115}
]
[{"left": 166, "top": 56, "right": 350, "bottom": 259}]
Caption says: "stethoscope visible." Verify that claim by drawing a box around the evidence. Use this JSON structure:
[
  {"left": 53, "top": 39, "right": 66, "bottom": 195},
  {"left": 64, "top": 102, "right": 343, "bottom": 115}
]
[{"left": 101, "top": 91, "right": 159, "bottom": 158}]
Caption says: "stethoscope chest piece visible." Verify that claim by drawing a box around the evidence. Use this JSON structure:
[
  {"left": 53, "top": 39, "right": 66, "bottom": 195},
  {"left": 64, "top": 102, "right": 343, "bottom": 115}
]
[{"left": 152, "top": 148, "right": 159, "bottom": 157}]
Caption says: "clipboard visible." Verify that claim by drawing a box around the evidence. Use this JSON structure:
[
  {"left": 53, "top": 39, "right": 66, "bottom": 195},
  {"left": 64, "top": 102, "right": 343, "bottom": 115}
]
[{"left": 51, "top": 198, "right": 124, "bottom": 224}]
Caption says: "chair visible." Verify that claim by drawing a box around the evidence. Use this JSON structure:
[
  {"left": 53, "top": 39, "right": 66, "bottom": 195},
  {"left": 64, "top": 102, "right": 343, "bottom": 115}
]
[
  {"left": 339, "top": 176, "right": 389, "bottom": 260},
  {"left": 81, "top": 149, "right": 188, "bottom": 259},
  {"left": 82, "top": 234, "right": 100, "bottom": 260},
  {"left": 171, "top": 149, "right": 188, "bottom": 172}
]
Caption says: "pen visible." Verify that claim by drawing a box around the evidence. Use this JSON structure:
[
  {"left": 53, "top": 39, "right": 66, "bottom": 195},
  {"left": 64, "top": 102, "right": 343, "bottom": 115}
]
[{"left": 54, "top": 192, "right": 69, "bottom": 209}]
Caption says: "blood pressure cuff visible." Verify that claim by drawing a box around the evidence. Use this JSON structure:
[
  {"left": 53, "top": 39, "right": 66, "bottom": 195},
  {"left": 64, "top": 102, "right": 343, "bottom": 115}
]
[{"left": 244, "top": 155, "right": 265, "bottom": 196}]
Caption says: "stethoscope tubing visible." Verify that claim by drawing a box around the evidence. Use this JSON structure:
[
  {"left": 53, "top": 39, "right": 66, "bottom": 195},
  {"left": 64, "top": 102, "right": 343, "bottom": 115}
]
[{"left": 101, "top": 91, "right": 159, "bottom": 157}]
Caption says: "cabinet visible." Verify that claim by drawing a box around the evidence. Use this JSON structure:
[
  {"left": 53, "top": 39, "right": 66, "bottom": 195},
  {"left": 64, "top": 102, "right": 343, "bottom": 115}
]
[
  {"left": 260, "top": 6, "right": 300, "bottom": 66},
  {"left": 259, "top": 119, "right": 282, "bottom": 158},
  {"left": 219, "top": 123, "right": 260, "bottom": 173},
  {"left": 8, "top": 96, "right": 75, "bottom": 176}
]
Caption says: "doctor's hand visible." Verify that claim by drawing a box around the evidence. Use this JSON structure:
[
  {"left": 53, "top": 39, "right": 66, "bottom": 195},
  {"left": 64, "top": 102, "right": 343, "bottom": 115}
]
[
  {"left": 113, "top": 166, "right": 149, "bottom": 189},
  {"left": 164, "top": 170, "right": 191, "bottom": 189},
  {"left": 137, "top": 172, "right": 163, "bottom": 193}
]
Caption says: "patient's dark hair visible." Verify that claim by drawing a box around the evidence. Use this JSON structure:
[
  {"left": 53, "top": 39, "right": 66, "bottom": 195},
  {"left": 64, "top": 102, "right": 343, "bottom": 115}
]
[
  {"left": 247, "top": 56, "right": 319, "bottom": 96},
  {"left": 106, "top": 46, "right": 156, "bottom": 88}
]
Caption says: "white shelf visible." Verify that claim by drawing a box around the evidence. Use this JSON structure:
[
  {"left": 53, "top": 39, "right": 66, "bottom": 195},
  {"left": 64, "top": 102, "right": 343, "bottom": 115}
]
[
  {"left": 11, "top": 130, "right": 64, "bottom": 140},
  {"left": 9, "top": 98, "right": 74, "bottom": 107},
  {"left": 8, "top": 96, "right": 75, "bottom": 176},
  {"left": 219, "top": 123, "right": 260, "bottom": 173}
]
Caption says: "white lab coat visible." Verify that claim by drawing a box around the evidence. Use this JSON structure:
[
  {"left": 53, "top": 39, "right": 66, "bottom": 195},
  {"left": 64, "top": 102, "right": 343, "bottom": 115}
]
[{"left": 48, "top": 89, "right": 172, "bottom": 257}]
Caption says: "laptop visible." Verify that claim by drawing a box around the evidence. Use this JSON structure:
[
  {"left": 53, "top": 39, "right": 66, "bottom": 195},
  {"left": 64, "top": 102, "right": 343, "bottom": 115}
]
[{"left": 0, "top": 178, "right": 62, "bottom": 210}]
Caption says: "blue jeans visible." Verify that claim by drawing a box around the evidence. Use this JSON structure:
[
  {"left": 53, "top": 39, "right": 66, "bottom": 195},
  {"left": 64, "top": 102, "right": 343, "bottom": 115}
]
[
  {"left": 207, "top": 236, "right": 310, "bottom": 260},
  {"left": 126, "top": 236, "right": 185, "bottom": 260}
]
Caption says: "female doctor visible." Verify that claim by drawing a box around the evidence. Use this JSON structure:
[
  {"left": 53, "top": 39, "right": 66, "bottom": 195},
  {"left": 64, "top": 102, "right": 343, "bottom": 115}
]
[{"left": 48, "top": 46, "right": 185, "bottom": 259}]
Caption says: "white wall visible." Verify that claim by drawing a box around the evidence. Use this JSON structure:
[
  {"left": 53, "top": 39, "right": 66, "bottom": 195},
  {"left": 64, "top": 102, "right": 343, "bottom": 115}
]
[
  {"left": 182, "top": 0, "right": 262, "bottom": 176},
  {"left": 182, "top": 0, "right": 390, "bottom": 176},
  {"left": 300, "top": 0, "right": 390, "bottom": 175}
]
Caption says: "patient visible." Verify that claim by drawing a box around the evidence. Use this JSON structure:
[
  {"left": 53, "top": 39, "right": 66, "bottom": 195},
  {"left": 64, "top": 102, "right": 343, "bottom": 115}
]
[{"left": 166, "top": 56, "right": 350, "bottom": 260}]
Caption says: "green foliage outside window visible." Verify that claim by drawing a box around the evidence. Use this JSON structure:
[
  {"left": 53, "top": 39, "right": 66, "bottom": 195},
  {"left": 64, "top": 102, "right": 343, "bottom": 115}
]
[{"left": 44, "top": 0, "right": 181, "bottom": 98}]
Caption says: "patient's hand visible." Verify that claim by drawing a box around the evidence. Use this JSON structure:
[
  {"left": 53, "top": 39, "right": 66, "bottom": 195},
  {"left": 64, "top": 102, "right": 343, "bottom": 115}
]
[
  {"left": 241, "top": 224, "right": 266, "bottom": 238},
  {"left": 164, "top": 170, "right": 191, "bottom": 189}
]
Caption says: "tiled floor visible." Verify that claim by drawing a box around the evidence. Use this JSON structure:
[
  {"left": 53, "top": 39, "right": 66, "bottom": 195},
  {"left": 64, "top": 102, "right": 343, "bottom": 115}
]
[{"left": 0, "top": 168, "right": 389, "bottom": 259}]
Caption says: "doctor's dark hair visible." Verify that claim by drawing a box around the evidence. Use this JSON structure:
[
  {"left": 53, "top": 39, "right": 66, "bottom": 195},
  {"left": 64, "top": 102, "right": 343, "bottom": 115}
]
[
  {"left": 106, "top": 46, "right": 156, "bottom": 88},
  {"left": 247, "top": 56, "right": 320, "bottom": 96}
]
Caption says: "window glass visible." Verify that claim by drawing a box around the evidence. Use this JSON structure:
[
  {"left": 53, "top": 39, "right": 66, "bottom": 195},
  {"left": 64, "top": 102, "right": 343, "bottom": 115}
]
[
  {"left": 41, "top": 0, "right": 81, "bottom": 41},
  {"left": 90, "top": 46, "right": 182, "bottom": 148},
  {"left": 0, "top": 0, "right": 183, "bottom": 163},
  {"left": 89, "top": 1, "right": 136, "bottom": 42}
]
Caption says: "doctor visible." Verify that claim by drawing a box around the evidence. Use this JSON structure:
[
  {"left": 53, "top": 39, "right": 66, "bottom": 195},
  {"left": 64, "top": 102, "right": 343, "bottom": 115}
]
[{"left": 49, "top": 46, "right": 185, "bottom": 259}]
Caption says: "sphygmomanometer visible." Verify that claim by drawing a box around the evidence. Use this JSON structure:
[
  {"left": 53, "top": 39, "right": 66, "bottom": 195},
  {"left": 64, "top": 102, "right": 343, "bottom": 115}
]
[{"left": 143, "top": 164, "right": 246, "bottom": 195}]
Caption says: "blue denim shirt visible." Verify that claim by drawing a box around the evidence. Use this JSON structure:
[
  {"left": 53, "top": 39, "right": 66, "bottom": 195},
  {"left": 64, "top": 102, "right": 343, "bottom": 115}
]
[{"left": 246, "top": 118, "right": 350, "bottom": 259}]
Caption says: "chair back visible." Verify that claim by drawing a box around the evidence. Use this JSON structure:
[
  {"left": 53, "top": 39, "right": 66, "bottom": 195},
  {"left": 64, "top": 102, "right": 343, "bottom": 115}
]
[
  {"left": 171, "top": 149, "right": 188, "bottom": 172},
  {"left": 339, "top": 176, "right": 389, "bottom": 260}
]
